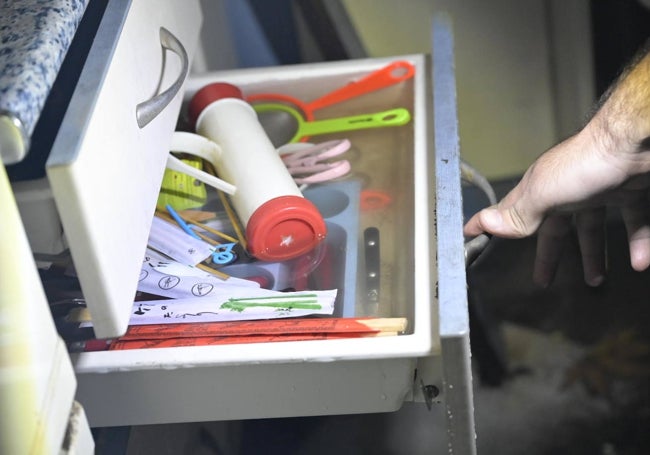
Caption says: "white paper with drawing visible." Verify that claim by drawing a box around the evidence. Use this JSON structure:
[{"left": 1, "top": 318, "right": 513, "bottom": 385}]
[
  {"left": 147, "top": 216, "right": 215, "bottom": 266},
  {"left": 138, "top": 248, "right": 259, "bottom": 300},
  {"left": 135, "top": 249, "right": 336, "bottom": 323},
  {"left": 130, "top": 289, "right": 337, "bottom": 324}
]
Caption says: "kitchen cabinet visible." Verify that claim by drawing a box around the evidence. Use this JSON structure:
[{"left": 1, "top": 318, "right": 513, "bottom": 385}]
[{"left": 6, "top": 1, "right": 475, "bottom": 452}]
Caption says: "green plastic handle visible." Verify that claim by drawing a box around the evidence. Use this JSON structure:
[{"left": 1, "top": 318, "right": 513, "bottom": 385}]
[{"left": 254, "top": 103, "right": 411, "bottom": 143}]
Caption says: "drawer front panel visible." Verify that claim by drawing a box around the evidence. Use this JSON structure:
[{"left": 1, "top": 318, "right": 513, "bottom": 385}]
[
  {"left": 77, "top": 358, "right": 416, "bottom": 427},
  {"left": 46, "top": 0, "right": 202, "bottom": 338}
]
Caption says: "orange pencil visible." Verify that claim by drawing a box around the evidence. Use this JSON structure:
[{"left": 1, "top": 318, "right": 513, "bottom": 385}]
[
  {"left": 119, "top": 317, "right": 408, "bottom": 340},
  {"left": 109, "top": 331, "right": 400, "bottom": 350}
]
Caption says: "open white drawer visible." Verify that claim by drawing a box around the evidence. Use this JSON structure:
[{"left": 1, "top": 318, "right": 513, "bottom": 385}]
[
  {"left": 17, "top": 3, "right": 473, "bottom": 449},
  {"left": 71, "top": 52, "right": 440, "bottom": 423}
]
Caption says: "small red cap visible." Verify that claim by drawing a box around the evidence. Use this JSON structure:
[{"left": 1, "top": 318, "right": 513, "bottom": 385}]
[
  {"left": 188, "top": 82, "right": 244, "bottom": 129},
  {"left": 246, "top": 196, "right": 327, "bottom": 262}
]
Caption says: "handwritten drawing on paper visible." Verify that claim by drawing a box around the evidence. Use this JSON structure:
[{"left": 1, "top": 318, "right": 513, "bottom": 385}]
[
  {"left": 137, "top": 248, "right": 259, "bottom": 300},
  {"left": 128, "top": 289, "right": 337, "bottom": 324},
  {"left": 131, "top": 248, "right": 337, "bottom": 323}
]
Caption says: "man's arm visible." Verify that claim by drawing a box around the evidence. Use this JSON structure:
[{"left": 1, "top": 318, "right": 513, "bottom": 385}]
[
  {"left": 594, "top": 40, "right": 650, "bottom": 155},
  {"left": 464, "top": 42, "right": 650, "bottom": 287}
]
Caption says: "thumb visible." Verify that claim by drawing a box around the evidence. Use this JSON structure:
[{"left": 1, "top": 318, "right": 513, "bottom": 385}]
[{"left": 470, "top": 206, "right": 541, "bottom": 238}]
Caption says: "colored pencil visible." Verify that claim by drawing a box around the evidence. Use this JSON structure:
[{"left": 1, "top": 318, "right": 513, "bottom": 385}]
[
  {"left": 118, "top": 317, "right": 408, "bottom": 341},
  {"left": 109, "top": 330, "right": 401, "bottom": 350}
]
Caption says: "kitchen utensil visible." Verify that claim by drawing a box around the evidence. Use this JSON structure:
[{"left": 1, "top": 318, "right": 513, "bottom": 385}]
[
  {"left": 246, "top": 60, "right": 415, "bottom": 121},
  {"left": 164, "top": 131, "right": 236, "bottom": 195},
  {"left": 254, "top": 103, "right": 411, "bottom": 146},
  {"left": 364, "top": 227, "right": 380, "bottom": 306},
  {"left": 158, "top": 156, "right": 207, "bottom": 211},
  {"left": 189, "top": 82, "right": 327, "bottom": 262},
  {"left": 278, "top": 139, "right": 352, "bottom": 185}
]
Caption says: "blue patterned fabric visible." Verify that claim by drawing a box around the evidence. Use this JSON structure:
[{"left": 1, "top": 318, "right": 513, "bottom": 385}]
[{"left": 0, "top": 0, "right": 89, "bottom": 137}]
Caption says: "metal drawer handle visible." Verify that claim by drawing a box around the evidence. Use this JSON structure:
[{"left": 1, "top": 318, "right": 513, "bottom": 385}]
[{"left": 136, "top": 27, "right": 188, "bottom": 128}]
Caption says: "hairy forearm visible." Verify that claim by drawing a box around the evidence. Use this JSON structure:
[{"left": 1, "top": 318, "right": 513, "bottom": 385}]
[{"left": 591, "top": 41, "right": 650, "bottom": 156}]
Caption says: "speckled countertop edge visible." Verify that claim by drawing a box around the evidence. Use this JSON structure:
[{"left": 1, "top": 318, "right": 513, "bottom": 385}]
[{"left": 0, "top": 0, "right": 90, "bottom": 141}]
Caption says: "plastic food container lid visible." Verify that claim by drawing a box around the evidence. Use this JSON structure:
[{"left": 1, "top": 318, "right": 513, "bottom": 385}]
[
  {"left": 188, "top": 82, "right": 243, "bottom": 128},
  {"left": 246, "top": 195, "right": 327, "bottom": 262}
]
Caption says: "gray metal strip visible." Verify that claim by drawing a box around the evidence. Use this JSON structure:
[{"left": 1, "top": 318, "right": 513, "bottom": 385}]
[{"left": 432, "top": 14, "right": 477, "bottom": 455}]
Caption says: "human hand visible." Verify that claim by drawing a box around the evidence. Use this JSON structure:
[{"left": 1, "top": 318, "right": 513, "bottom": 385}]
[
  {"left": 464, "top": 127, "right": 650, "bottom": 287},
  {"left": 465, "top": 46, "right": 650, "bottom": 286}
]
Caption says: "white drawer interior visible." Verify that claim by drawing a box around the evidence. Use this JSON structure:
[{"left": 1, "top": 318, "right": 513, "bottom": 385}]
[
  {"left": 72, "top": 54, "right": 438, "bottom": 372},
  {"left": 62, "top": 52, "right": 445, "bottom": 428}
]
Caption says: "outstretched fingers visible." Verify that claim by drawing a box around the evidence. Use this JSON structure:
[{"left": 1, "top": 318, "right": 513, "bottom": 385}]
[
  {"left": 575, "top": 208, "right": 607, "bottom": 287},
  {"left": 620, "top": 194, "right": 650, "bottom": 271},
  {"left": 533, "top": 215, "right": 572, "bottom": 287}
]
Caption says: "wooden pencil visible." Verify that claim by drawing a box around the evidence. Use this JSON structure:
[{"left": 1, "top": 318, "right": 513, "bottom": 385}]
[
  {"left": 109, "top": 330, "right": 402, "bottom": 350},
  {"left": 188, "top": 219, "right": 238, "bottom": 244},
  {"left": 119, "top": 317, "right": 408, "bottom": 340},
  {"left": 218, "top": 189, "right": 248, "bottom": 249},
  {"left": 195, "top": 262, "right": 230, "bottom": 280}
]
